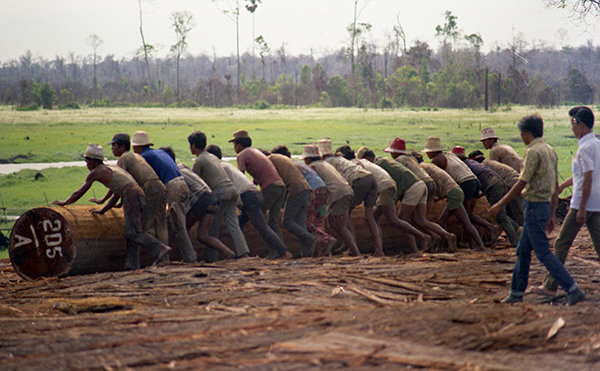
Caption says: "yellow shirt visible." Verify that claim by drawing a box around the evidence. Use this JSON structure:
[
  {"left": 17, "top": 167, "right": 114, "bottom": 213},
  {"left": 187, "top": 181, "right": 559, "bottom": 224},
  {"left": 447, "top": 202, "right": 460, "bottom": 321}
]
[{"left": 519, "top": 138, "right": 558, "bottom": 203}]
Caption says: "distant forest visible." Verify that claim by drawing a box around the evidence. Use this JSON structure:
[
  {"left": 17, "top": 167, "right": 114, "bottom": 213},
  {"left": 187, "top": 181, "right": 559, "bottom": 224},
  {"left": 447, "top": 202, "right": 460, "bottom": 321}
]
[{"left": 1, "top": 9, "right": 598, "bottom": 110}]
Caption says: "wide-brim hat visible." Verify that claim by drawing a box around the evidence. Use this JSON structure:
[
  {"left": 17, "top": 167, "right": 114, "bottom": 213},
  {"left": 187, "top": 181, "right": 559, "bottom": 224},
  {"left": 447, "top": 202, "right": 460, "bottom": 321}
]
[
  {"left": 422, "top": 137, "right": 445, "bottom": 153},
  {"left": 108, "top": 133, "right": 130, "bottom": 145},
  {"left": 81, "top": 143, "right": 106, "bottom": 161},
  {"left": 228, "top": 129, "right": 250, "bottom": 142},
  {"left": 451, "top": 146, "right": 465, "bottom": 156},
  {"left": 317, "top": 139, "right": 334, "bottom": 156},
  {"left": 299, "top": 144, "right": 320, "bottom": 159},
  {"left": 480, "top": 128, "right": 499, "bottom": 141},
  {"left": 356, "top": 146, "right": 369, "bottom": 159},
  {"left": 384, "top": 137, "right": 408, "bottom": 154},
  {"left": 131, "top": 131, "right": 153, "bottom": 146}
]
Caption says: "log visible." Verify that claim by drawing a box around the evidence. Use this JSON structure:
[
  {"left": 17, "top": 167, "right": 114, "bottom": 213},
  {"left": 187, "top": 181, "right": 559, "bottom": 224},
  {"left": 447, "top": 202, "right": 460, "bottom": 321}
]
[
  {"left": 8, "top": 205, "right": 154, "bottom": 280},
  {"left": 213, "top": 198, "right": 495, "bottom": 257},
  {"left": 9, "top": 199, "right": 496, "bottom": 280}
]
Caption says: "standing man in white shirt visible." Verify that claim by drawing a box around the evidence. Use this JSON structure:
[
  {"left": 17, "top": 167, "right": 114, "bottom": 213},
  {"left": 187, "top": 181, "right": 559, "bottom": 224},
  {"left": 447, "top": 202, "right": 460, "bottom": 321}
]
[{"left": 535, "top": 106, "right": 600, "bottom": 297}]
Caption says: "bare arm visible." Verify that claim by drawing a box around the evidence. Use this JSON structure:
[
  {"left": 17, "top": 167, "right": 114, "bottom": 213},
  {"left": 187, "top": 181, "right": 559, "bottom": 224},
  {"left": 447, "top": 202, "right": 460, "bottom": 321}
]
[
  {"left": 558, "top": 176, "right": 573, "bottom": 194},
  {"left": 489, "top": 179, "right": 526, "bottom": 219},
  {"left": 90, "top": 189, "right": 113, "bottom": 204},
  {"left": 576, "top": 171, "right": 592, "bottom": 224},
  {"left": 52, "top": 172, "right": 96, "bottom": 206},
  {"left": 91, "top": 193, "right": 120, "bottom": 214},
  {"left": 547, "top": 181, "right": 559, "bottom": 233}
]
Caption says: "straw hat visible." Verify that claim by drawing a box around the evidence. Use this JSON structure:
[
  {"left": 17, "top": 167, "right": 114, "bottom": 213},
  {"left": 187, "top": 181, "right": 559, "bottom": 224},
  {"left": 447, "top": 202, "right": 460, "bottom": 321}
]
[
  {"left": 299, "top": 144, "right": 320, "bottom": 159},
  {"left": 422, "top": 137, "right": 444, "bottom": 153},
  {"left": 451, "top": 146, "right": 465, "bottom": 156},
  {"left": 317, "top": 139, "right": 334, "bottom": 156},
  {"left": 480, "top": 128, "right": 499, "bottom": 141},
  {"left": 384, "top": 138, "right": 408, "bottom": 154},
  {"left": 131, "top": 131, "right": 153, "bottom": 146},
  {"left": 356, "top": 146, "right": 369, "bottom": 159},
  {"left": 82, "top": 143, "right": 106, "bottom": 161},
  {"left": 228, "top": 129, "right": 250, "bottom": 142}
]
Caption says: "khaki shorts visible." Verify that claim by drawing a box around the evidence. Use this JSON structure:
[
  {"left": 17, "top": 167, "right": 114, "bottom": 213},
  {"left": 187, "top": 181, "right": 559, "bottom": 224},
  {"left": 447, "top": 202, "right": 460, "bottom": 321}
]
[
  {"left": 329, "top": 194, "right": 352, "bottom": 216},
  {"left": 401, "top": 181, "right": 427, "bottom": 207},
  {"left": 376, "top": 186, "right": 397, "bottom": 206},
  {"left": 447, "top": 187, "right": 465, "bottom": 210}
]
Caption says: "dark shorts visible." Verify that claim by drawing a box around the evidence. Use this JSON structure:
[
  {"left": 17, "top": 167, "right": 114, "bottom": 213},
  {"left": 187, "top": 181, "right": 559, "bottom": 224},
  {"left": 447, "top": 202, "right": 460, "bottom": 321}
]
[
  {"left": 189, "top": 192, "right": 218, "bottom": 219},
  {"left": 458, "top": 178, "right": 480, "bottom": 201},
  {"left": 351, "top": 174, "right": 378, "bottom": 208},
  {"left": 425, "top": 180, "right": 436, "bottom": 199}
]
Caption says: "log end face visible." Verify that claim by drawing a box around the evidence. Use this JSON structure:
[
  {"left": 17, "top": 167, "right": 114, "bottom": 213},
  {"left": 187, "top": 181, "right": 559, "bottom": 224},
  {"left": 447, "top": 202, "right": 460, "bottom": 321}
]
[{"left": 9, "top": 208, "right": 75, "bottom": 280}]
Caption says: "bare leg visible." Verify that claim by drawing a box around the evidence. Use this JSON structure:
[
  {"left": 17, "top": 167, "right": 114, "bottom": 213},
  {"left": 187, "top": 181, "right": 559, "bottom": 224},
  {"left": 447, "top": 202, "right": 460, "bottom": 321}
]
[
  {"left": 330, "top": 213, "right": 360, "bottom": 256},
  {"left": 196, "top": 215, "right": 235, "bottom": 259},
  {"left": 384, "top": 204, "right": 430, "bottom": 252},
  {"left": 413, "top": 203, "right": 456, "bottom": 251},
  {"left": 363, "top": 205, "right": 383, "bottom": 256},
  {"left": 452, "top": 206, "right": 485, "bottom": 250}
]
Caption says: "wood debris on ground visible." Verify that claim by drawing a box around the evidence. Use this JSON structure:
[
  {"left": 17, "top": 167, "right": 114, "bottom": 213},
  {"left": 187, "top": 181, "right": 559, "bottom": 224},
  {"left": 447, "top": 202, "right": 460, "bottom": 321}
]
[{"left": 1, "top": 230, "right": 600, "bottom": 370}]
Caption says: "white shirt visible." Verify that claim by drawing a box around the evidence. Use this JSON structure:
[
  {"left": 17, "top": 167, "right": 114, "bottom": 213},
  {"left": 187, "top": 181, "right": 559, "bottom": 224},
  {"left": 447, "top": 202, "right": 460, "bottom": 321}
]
[{"left": 571, "top": 132, "right": 600, "bottom": 211}]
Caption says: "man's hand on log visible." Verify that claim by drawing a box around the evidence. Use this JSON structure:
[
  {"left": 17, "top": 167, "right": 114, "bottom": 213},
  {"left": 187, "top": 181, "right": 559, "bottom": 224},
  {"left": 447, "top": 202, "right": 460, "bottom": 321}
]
[
  {"left": 51, "top": 200, "right": 67, "bottom": 206},
  {"left": 90, "top": 209, "right": 106, "bottom": 215},
  {"left": 89, "top": 198, "right": 103, "bottom": 204}
]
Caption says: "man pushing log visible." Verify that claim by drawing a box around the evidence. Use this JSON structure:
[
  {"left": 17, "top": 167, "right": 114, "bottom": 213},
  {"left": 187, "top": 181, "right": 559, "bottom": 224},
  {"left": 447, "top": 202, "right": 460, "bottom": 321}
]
[{"left": 52, "top": 144, "right": 171, "bottom": 270}]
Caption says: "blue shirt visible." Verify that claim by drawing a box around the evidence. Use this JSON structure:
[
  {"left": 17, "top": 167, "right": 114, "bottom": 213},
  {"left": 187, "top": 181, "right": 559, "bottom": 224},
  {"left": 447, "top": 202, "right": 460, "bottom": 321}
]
[
  {"left": 140, "top": 147, "right": 181, "bottom": 185},
  {"left": 295, "top": 160, "right": 326, "bottom": 190}
]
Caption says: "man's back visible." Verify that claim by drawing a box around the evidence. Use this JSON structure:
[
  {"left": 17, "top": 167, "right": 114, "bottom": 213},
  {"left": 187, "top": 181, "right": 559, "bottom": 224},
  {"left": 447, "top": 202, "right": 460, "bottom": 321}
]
[
  {"left": 520, "top": 138, "right": 557, "bottom": 203},
  {"left": 490, "top": 142, "right": 523, "bottom": 173},
  {"left": 117, "top": 151, "right": 161, "bottom": 190}
]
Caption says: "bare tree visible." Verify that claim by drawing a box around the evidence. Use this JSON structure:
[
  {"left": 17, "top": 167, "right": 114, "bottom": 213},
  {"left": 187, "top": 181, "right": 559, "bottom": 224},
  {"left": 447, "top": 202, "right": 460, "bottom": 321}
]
[
  {"left": 255, "top": 35, "right": 269, "bottom": 80},
  {"left": 137, "top": 0, "right": 155, "bottom": 90},
  {"left": 545, "top": 0, "right": 600, "bottom": 19},
  {"left": 435, "top": 10, "right": 459, "bottom": 60},
  {"left": 555, "top": 27, "right": 570, "bottom": 48},
  {"left": 86, "top": 34, "right": 103, "bottom": 102},
  {"left": 347, "top": 0, "right": 374, "bottom": 74},
  {"left": 212, "top": 0, "right": 242, "bottom": 98},
  {"left": 170, "top": 11, "right": 195, "bottom": 105},
  {"left": 393, "top": 12, "right": 407, "bottom": 57},
  {"left": 245, "top": 0, "right": 262, "bottom": 78}
]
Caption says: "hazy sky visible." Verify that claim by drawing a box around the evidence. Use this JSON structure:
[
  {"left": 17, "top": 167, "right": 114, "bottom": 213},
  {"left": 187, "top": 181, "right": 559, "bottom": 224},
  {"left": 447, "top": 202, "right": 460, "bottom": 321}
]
[{"left": 1, "top": 0, "right": 598, "bottom": 63}]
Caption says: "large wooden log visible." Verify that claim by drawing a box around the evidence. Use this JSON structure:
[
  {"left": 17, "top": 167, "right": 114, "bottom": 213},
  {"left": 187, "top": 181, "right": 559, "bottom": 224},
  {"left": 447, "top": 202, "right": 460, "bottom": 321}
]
[
  {"left": 9, "top": 205, "right": 154, "bottom": 280},
  {"left": 10, "top": 200, "right": 496, "bottom": 280},
  {"left": 213, "top": 199, "right": 495, "bottom": 258}
]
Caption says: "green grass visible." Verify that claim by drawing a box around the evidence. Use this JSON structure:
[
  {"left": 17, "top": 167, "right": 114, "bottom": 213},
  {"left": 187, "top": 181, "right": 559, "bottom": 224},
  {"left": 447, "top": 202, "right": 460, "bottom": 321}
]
[{"left": 0, "top": 104, "right": 582, "bottom": 218}]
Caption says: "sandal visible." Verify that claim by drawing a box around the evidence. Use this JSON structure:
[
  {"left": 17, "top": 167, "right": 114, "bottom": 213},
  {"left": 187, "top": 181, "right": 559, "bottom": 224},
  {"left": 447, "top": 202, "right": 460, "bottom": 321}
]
[{"left": 526, "top": 285, "right": 557, "bottom": 297}]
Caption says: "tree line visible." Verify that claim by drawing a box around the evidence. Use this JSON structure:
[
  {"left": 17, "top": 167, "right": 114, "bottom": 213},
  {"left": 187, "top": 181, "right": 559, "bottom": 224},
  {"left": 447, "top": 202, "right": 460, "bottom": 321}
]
[{"left": 0, "top": 7, "right": 597, "bottom": 111}]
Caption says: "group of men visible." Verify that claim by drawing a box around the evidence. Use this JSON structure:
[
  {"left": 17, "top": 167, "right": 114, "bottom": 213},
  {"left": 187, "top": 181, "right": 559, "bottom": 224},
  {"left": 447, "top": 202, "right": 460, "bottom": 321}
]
[{"left": 53, "top": 106, "right": 600, "bottom": 306}]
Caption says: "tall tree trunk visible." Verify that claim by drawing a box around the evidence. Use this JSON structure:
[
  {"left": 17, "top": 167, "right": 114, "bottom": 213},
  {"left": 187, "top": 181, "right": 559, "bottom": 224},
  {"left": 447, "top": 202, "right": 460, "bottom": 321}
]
[{"left": 138, "top": 0, "right": 152, "bottom": 96}]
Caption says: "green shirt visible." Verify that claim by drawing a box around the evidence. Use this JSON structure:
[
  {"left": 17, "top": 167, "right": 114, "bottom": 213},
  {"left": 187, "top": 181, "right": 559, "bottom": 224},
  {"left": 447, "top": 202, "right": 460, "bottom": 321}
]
[
  {"left": 374, "top": 157, "right": 419, "bottom": 200},
  {"left": 519, "top": 137, "right": 558, "bottom": 203}
]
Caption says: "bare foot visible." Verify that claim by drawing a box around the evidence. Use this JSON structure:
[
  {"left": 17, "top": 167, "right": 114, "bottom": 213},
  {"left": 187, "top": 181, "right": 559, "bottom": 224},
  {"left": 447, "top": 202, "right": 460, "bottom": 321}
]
[
  {"left": 237, "top": 252, "right": 250, "bottom": 259},
  {"left": 418, "top": 235, "right": 432, "bottom": 252},
  {"left": 323, "top": 239, "right": 337, "bottom": 256},
  {"left": 348, "top": 245, "right": 361, "bottom": 256},
  {"left": 446, "top": 233, "right": 457, "bottom": 252},
  {"left": 280, "top": 251, "right": 293, "bottom": 259},
  {"left": 372, "top": 248, "right": 385, "bottom": 257}
]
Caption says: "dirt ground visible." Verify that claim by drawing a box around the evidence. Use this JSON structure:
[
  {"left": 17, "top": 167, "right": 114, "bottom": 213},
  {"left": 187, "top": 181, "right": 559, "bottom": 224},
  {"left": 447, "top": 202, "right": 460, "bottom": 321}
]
[{"left": 1, "top": 227, "right": 600, "bottom": 371}]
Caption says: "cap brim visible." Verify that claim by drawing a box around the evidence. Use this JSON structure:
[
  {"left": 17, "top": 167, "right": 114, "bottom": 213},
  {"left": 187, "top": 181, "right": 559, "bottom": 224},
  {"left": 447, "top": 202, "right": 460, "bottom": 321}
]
[
  {"left": 131, "top": 142, "right": 153, "bottom": 146},
  {"left": 384, "top": 147, "right": 407, "bottom": 154}
]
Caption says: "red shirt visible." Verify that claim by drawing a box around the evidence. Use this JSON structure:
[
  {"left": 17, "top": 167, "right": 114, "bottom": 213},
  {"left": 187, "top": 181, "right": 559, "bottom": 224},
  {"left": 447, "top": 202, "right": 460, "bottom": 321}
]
[{"left": 236, "top": 147, "right": 282, "bottom": 190}]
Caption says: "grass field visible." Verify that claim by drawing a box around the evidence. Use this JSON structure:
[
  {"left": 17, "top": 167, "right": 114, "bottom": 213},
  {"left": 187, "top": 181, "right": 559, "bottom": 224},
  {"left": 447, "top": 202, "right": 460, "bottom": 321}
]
[{"left": 0, "top": 104, "right": 591, "bottom": 223}]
